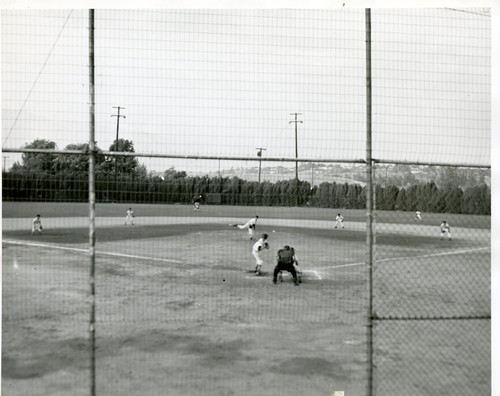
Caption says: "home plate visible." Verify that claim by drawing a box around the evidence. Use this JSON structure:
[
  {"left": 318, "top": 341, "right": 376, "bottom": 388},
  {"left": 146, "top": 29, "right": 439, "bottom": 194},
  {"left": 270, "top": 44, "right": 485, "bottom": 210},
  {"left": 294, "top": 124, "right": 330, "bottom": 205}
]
[
  {"left": 344, "top": 339, "right": 363, "bottom": 345},
  {"left": 244, "top": 270, "right": 322, "bottom": 280}
]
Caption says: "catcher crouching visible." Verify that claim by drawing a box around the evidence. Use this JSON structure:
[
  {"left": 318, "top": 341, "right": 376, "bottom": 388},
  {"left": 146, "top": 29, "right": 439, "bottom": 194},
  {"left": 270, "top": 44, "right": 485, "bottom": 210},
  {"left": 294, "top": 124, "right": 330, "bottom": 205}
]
[{"left": 273, "top": 245, "right": 302, "bottom": 286}]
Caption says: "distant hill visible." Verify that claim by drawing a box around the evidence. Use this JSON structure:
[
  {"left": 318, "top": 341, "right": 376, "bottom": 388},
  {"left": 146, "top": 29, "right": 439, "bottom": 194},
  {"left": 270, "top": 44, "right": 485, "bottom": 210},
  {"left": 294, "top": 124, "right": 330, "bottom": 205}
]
[
  {"left": 191, "top": 163, "right": 490, "bottom": 189},
  {"left": 151, "top": 163, "right": 489, "bottom": 190},
  {"left": 207, "top": 164, "right": 366, "bottom": 186}
]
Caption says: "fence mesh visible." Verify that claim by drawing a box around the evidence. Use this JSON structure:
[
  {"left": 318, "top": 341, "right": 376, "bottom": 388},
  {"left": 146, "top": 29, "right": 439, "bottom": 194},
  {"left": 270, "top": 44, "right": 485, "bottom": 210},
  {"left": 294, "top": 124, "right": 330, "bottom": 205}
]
[
  {"left": 370, "top": 8, "right": 490, "bottom": 165},
  {"left": 1, "top": 8, "right": 491, "bottom": 396}
]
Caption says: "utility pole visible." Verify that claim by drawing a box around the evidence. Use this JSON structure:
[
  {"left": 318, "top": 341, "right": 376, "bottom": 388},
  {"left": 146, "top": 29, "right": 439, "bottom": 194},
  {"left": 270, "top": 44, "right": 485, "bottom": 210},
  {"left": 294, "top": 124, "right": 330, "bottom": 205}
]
[
  {"left": 289, "top": 113, "right": 303, "bottom": 206},
  {"left": 311, "top": 162, "right": 314, "bottom": 186},
  {"left": 289, "top": 113, "right": 303, "bottom": 182},
  {"left": 111, "top": 106, "right": 126, "bottom": 182},
  {"left": 256, "top": 147, "right": 266, "bottom": 183}
]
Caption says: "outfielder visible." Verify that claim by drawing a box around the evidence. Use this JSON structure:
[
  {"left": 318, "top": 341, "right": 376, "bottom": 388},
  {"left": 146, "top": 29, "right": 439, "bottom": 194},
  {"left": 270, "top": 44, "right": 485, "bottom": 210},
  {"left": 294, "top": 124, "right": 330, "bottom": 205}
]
[
  {"left": 335, "top": 213, "right": 345, "bottom": 229},
  {"left": 231, "top": 215, "right": 259, "bottom": 240},
  {"left": 32, "top": 214, "right": 43, "bottom": 234},
  {"left": 193, "top": 195, "right": 203, "bottom": 211},
  {"left": 273, "top": 245, "right": 301, "bottom": 286},
  {"left": 252, "top": 233, "right": 269, "bottom": 276},
  {"left": 124, "top": 207, "right": 135, "bottom": 226},
  {"left": 415, "top": 210, "right": 422, "bottom": 221},
  {"left": 440, "top": 220, "right": 451, "bottom": 240}
]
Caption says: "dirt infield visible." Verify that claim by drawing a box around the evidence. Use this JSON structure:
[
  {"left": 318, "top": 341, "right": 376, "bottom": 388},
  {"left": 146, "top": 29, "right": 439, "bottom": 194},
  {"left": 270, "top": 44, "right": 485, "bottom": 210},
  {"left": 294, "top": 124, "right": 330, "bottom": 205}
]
[{"left": 2, "top": 225, "right": 369, "bottom": 396}]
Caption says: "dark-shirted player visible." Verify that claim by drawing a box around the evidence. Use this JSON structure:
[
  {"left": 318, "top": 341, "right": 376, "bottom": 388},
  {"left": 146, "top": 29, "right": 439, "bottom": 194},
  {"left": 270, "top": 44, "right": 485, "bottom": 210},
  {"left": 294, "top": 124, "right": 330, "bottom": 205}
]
[{"left": 273, "top": 245, "right": 301, "bottom": 286}]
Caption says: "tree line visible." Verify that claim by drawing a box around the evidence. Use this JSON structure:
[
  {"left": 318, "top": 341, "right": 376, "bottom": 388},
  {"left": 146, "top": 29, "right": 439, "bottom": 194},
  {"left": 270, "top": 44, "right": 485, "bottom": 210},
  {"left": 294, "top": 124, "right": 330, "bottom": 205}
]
[
  {"left": 2, "top": 138, "right": 490, "bottom": 215},
  {"left": 2, "top": 172, "right": 490, "bottom": 215}
]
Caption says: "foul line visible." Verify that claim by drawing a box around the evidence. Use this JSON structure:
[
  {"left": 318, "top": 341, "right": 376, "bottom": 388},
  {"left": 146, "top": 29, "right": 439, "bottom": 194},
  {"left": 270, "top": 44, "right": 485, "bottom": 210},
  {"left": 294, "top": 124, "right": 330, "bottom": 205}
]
[
  {"left": 2, "top": 239, "right": 183, "bottom": 264},
  {"left": 307, "top": 270, "right": 322, "bottom": 280},
  {"left": 97, "top": 251, "right": 183, "bottom": 264},
  {"left": 321, "top": 262, "right": 367, "bottom": 270},
  {"left": 320, "top": 246, "right": 490, "bottom": 271},
  {"left": 245, "top": 269, "right": 322, "bottom": 280},
  {"left": 4, "top": 239, "right": 488, "bottom": 274}
]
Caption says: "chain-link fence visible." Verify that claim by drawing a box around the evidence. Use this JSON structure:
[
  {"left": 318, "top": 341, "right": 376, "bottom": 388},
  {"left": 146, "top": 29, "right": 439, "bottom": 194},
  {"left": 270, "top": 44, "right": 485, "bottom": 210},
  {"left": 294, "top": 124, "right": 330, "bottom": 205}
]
[{"left": 2, "top": 8, "right": 491, "bottom": 396}]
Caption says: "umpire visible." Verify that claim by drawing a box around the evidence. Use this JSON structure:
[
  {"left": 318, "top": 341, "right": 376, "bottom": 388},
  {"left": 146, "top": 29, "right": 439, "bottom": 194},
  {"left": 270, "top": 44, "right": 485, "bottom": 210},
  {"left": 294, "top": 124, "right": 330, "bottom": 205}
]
[{"left": 273, "top": 245, "right": 300, "bottom": 286}]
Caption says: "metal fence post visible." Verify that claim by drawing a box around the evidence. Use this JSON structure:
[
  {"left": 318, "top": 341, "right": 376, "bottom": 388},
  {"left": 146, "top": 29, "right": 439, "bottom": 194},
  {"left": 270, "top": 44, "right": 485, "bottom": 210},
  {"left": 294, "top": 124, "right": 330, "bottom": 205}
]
[
  {"left": 365, "top": 8, "right": 374, "bottom": 396},
  {"left": 88, "top": 9, "right": 97, "bottom": 396}
]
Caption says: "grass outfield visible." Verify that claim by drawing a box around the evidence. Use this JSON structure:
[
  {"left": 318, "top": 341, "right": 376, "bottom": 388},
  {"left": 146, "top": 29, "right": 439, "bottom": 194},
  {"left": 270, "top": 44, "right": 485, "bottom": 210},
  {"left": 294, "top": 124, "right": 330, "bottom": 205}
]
[
  {"left": 1, "top": 203, "right": 491, "bottom": 396},
  {"left": 1, "top": 201, "right": 491, "bottom": 229}
]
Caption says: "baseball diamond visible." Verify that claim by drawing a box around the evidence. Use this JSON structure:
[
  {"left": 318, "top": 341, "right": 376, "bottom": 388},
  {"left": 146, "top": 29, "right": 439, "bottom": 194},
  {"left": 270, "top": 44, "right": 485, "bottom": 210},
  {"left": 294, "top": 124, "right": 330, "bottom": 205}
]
[{"left": 1, "top": 202, "right": 491, "bottom": 396}]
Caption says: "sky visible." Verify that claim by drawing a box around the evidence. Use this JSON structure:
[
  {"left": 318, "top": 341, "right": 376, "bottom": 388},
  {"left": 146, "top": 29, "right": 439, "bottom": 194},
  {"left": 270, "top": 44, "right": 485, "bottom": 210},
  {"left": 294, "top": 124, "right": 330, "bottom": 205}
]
[{"left": 0, "top": 2, "right": 493, "bottom": 175}]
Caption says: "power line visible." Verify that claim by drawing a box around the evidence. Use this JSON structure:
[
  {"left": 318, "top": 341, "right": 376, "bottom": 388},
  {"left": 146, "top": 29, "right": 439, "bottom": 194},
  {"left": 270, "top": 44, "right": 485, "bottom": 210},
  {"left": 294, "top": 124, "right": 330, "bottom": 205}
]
[
  {"left": 3, "top": 10, "right": 74, "bottom": 146},
  {"left": 444, "top": 8, "right": 490, "bottom": 17}
]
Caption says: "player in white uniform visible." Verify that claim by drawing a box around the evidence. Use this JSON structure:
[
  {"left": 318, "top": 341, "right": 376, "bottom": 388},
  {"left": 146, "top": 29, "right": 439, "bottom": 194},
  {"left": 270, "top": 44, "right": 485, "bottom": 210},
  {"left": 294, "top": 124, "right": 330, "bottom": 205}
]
[
  {"left": 32, "top": 214, "right": 42, "bottom": 234},
  {"left": 415, "top": 211, "right": 422, "bottom": 221},
  {"left": 252, "top": 233, "right": 269, "bottom": 275},
  {"left": 440, "top": 220, "right": 451, "bottom": 240},
  {"left": 124, "top": 207, "right": 135, "bottom": 226},
  {"left": 334, "top": 213, "right": 345, "bottom": 229},
  {"left": 231, "top": 215, "right": 259, "bottom": 240},
  {"left": 193, "top": 195, "right": 202, "bottom": 211}
]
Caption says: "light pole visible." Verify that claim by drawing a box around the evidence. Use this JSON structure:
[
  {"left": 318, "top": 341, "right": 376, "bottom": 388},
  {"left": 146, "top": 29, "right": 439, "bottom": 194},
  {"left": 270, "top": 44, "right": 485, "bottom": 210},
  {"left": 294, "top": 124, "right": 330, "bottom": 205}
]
[
  {"left": 289, "top": 113, "right": 303, "bottom": 206},
  {"left": 256, "top": 147, "right": 266, "bottom": 183}
]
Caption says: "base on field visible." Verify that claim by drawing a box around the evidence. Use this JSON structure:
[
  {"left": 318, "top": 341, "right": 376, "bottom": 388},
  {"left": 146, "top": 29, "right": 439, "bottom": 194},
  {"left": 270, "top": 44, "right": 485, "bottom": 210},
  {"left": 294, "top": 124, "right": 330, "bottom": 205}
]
[{"left": 246, "top": 270, "right": 269, "bottom": 276}]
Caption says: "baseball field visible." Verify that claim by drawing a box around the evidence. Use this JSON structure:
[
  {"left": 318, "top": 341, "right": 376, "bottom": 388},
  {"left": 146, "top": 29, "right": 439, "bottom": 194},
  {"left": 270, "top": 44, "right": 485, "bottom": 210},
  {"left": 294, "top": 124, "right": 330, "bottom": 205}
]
[{"left": 1, "top": 202, "right": 491, "bottom": 396}]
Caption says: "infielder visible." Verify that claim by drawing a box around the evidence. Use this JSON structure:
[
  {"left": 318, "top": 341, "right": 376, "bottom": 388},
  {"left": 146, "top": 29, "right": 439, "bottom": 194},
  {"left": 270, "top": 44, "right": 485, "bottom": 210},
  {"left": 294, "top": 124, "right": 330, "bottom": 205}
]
[
  {"left": 230, "top": 215, "right": 259, "bottom": 240},
  {"left": 252, "top": 233, "right": 269, "bottom": 276},
  {"left": 32, "top": 214, "right": 43, "bottom": 234},
  {"left": 273, "top": 245, "right": 301, "bottom": 286},
  {"left": 440, "top": 220, "right": 451, "bottom": 240},
  {"left": 124, "top": 207, "right": 135, "bottom": 226},
  {"left": 334, "top": 213, "right": 345, "bottom": 229},
  {"left": 415, "top": 210, "right": 422, "bottom": 221}
]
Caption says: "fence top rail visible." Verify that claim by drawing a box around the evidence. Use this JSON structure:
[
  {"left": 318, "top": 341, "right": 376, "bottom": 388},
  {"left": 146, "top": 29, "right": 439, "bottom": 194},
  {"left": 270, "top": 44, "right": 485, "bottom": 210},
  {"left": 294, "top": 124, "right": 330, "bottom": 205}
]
[
  {"left": 1, "top": 147, "right": 491, "bottom": 169},
  {"left": 372, "top": 159, "right": 491, "bottom": 169}
]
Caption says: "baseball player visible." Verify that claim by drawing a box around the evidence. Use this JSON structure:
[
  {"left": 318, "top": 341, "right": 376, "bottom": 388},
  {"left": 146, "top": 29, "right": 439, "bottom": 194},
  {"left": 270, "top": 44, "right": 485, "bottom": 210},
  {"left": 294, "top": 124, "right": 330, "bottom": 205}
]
[
  {"left": 193, "top": 195, "right": 203, "bottom": 211},
  {"left": 32, "top": 214, "right": 43, "bottom": 234},
  {"left": 415, "top": 210, "right": 422, "bottom": 221},
  {"left": 124, "top": 207, "right": 135, "bottom": 226},
  {"left": 230, "top": 215, "right": 259, "bottom": 240},
  {"left": 252, "top": 233, "right": 269, "bottom": 276},
  {"left": 440, "top": 220, "right": 451, "bottom": 240},
  {"left": 334, "top": 213, "right": 345, "bottom": 229},
  {"left": 273, "top": 245, "right": 301, "bottom": 286}
]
